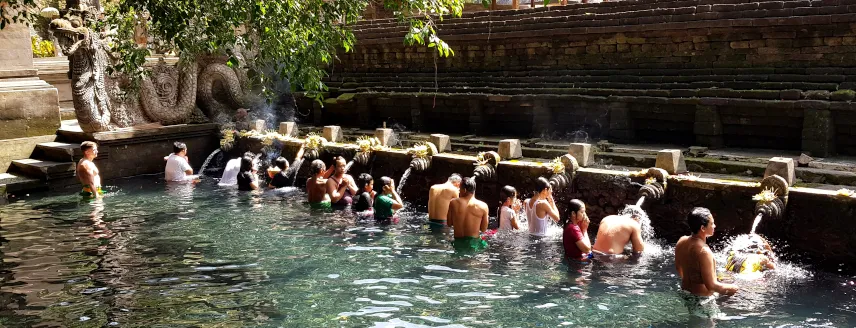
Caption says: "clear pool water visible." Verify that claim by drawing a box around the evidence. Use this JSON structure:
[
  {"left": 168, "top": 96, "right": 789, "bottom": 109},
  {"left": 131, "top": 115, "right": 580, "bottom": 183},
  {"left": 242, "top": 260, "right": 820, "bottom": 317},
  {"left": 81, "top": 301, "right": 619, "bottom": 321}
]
[{"left": 1, "top": 177, "right": 855, "bottom": 327}]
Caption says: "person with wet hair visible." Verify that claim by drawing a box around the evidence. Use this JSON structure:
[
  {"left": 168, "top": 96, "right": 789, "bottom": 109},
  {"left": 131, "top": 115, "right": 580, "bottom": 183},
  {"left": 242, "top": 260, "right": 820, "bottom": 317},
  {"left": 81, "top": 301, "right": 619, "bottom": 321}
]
[
  {"left": 236, "top": 154, "right": 259, "bottom": 191},
  {"left": 675, "top": 207, "right": 738, "bottom": 317},
  {"left": 353, "top": 173, "right": 376, "bottom": 213},
  {"left": 306, "top": 159, "right": 332, "bottom": 209},
  {"left": 524, "top": 177, "right": 560, "bottom": 237},
  {"left": 591, "top": 204, "right": 646, "bottom": 260},
  {"left": 268, "top": 143, "right": 306, "bottom": 188},
  {"left": 448, "top": 177, "right": 489, "bottom": 251},
  {"left": 165, "top": 141, "right": 198, "bottom": 182},
  {"left": 77, "top": 141, "right": 103, "bottom": 198},
  {"left": 725, "top": 234, "right": 776, "bottom": 274},
  {"left": 427, "top": 173, "right": 463, "bottom": 231},
  {"left": 373, "top": 176, "right": 403, "bottom": 223},
  {"left": 562, "top": 199, "right": 592, "bottom": 262},
  {"left": 497, "top": 185, "right": 521, "bottom": 231}
]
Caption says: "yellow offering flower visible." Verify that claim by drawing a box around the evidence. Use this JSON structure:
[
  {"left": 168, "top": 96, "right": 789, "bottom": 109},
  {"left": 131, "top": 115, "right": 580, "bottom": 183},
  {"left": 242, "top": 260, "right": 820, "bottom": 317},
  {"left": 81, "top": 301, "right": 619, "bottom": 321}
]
[
  {"left": 304, "top": 133, "right": 327, "bottom": 150},
  {"left": 549, "top": 157, "right": 565, "bottom": 174},
  {"left": 836, "top": 188, "right": 855, "bottom": 198},
  {"left": 752, "top": 188, "right": 778, "bottom": 203}
]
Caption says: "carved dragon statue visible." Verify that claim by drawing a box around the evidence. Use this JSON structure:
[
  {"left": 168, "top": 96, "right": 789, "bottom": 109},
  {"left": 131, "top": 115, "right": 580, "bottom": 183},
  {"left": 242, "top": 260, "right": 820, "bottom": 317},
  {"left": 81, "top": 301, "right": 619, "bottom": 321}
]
[{"left": 48, "top": 6, "right": 247, "bottom": 132}]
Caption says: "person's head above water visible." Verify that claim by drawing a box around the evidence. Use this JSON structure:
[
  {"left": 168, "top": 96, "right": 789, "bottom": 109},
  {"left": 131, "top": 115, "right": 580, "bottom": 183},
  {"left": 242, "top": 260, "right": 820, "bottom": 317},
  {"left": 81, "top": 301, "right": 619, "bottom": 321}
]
[
  {"left": 334, "top": 156, "right": 347, "bottom": 175},
  {"left": 619, "top": 204, "right": 647, "bottom": 222},
  {"left": 80, "top": 141, "right": 98, "bottom": 159},
  {"left": 310, "top": 159, "right": 326, "bottom": 176},
  {"left": 173, "top": 142, "right": 187, "bottom": 155},
  {"left": 379, "top": 176, "right": 395, "bottom": 194},
  {"left": 564, "top": 199, "right": 587, "bottom": 227},
  {"left": 357, "top": 173, "right": 373, "bottom": 192},
  {"left": 239, "top": 154, "right": 254, "bottom": 173},
  {"left": 275, "top": 157, "right": 289, "bottom": 170},
  {"left": 533, "top": 177, "right": 552, "bottom": 198},
  {"left": 687, "top": 207, "right": 714, "bottom": 237},
  {"left": 460, "top": 177, "right": 476, "bottom": 197},
  {"left": 500, "top": 185, "right": 517, "bottom": 205},
  {"left": 448, "top": 174, "right": 462, "bottom": 188}
]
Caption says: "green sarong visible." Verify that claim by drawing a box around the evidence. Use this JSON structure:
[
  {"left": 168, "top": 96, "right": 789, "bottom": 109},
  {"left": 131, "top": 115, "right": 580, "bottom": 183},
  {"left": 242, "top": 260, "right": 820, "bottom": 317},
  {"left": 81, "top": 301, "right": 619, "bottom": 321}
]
[
  {"left": 453, "top": 236, "right": 488, "bottom": 252},
  {"left": 309, "top": 201, "right": 332, "bottom": 210}
]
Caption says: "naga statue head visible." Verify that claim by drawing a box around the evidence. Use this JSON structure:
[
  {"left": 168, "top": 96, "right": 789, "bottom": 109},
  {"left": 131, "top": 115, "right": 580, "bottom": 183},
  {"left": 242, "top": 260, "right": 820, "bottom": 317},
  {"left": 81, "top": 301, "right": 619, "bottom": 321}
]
[{"left": 48, "top": 9, "right": 91, "bottom": 55}]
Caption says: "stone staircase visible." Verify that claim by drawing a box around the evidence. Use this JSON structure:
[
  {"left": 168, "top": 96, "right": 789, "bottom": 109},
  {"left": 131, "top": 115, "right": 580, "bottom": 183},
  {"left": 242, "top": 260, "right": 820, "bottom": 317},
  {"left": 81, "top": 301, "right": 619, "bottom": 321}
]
[
  {"left": 306, "top": 0, "right": 856, "bottom": 157},
  {"left": 0, "top": 123, "right": 90, "bottom": 194}
]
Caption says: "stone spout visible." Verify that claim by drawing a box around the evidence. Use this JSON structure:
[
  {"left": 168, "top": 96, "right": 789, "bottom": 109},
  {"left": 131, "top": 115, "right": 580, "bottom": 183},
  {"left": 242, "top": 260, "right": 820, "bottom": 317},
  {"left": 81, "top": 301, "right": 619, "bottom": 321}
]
[{"left": 548, "top": 154, "right": 580, "bottom": 190}]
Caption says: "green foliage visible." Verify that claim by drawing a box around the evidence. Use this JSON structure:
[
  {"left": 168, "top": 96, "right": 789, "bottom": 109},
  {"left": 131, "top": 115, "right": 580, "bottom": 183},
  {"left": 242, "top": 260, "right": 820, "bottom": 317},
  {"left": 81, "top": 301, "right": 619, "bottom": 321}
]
[{"left": 1, "top": 0, "right": 465, "bottom": 99}]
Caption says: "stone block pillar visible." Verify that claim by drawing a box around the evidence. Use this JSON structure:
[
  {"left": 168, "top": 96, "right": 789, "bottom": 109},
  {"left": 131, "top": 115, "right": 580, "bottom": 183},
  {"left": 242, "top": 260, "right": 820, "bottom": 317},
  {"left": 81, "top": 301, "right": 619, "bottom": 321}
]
[
  {"left": 356, "top": 97, "right": 372, "bottom": 129},
  {"left": 531, "top": 99, "right": 552, "bottom": 138},
  {"left": 765, "top": 157, "right": 796, "bottom": 186},
  {"left": 498, "top": 139, "right": 522, "bottom": 159},
  {"left": 410, "top": 97, "right": 423, "bottom": 132},
  {"left": 568, "top": 143, "right": 594, "bottom": 167},
  {"left": 430, "top": 134, "right": 451, "bottom": 153},
  {"left": 323, "top": 125, "right": 343, "bottom": 143},
  {"left": 694, "top": 105, "right": 724, "bottom": 148},
  {"left": 374, "top": 128, "right": 393, "bottom": 146},
  {"left": 468, "top": 99, "right": 484, "bottom": 135},
  {"left": 608, "top": 102, "right": 634, "bottom": 142},
  {"left": 655, "top": 149, "right": 688, "bottom": 174},
  {"left": 802, "top": 108, "right": 835, "bottom": 157},
  {"left": 0, "top": 22, "right": 61, "bottom": 173},
  {"left": 251, "top": 120, "right": 266, "bottom": 132},
  {"left": 279, "top": 122, "right": 296, "bottom": 137}
]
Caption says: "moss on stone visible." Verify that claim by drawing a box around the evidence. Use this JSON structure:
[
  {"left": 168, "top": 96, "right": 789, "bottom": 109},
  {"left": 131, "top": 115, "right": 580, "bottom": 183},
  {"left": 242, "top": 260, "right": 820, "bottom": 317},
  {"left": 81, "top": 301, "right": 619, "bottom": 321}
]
[{"left": 830, "top": 89, "right": 856, "bottom": 101}]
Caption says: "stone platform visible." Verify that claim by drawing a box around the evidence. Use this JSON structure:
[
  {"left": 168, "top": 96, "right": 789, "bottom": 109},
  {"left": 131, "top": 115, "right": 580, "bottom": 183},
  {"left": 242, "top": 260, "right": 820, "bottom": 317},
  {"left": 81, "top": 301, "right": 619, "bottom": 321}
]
[{"left": 1, "top": 120, "right": 219, "bottom": 193}]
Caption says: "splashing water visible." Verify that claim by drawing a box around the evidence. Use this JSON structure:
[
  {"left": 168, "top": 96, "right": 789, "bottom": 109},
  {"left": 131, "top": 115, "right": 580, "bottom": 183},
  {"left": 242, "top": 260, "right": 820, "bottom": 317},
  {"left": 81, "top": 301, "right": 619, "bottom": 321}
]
[
  {"left": 397, "top": 168, "right": 413, "bottom": 194},
  {"left": 198, "top": 149, "right": 221, "bottom": 176},
  {"left": 288, "top": 158, "right": 306, "bottom": 187},
  {"left": 619, "top": 204, "right": 654, "bottom": 242},
  {"left": 750, "top": 213, "right": 763, "bottom": 234},
  {"left": 344, "top": 160, "right": 355, "bottom": 174}
]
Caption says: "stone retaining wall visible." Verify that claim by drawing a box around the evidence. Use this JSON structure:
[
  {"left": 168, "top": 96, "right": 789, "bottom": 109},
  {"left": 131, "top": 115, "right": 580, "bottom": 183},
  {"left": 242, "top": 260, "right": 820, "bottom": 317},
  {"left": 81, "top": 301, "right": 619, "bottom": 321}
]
[
  {"left": 313, "top": 0, "right": 856, "bottom": 156},
  {"left": 237, "top": 137, "right": 856, "bottom": 273}
]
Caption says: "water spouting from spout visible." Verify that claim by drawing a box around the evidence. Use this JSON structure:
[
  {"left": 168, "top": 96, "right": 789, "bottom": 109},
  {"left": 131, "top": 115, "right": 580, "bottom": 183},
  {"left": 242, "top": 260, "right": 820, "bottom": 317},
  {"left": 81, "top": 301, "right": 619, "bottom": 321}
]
[
  {"left": 288, "top": 158, "right": 306, "bottom": 187},
  {"left": 750, "top": 212, "right": 764, "bottom": 235},
  {"left": 199, "top": 149, "right": 222, "bottom": 176},
  {"left": 397, "top": 167, "right": 413, "bottom": 194},
  {"left": 636, "top": 196, "right": 646, "bottom": 207},
  {"left": 344, "top": 160, "right": 355, "bottom": 174}
]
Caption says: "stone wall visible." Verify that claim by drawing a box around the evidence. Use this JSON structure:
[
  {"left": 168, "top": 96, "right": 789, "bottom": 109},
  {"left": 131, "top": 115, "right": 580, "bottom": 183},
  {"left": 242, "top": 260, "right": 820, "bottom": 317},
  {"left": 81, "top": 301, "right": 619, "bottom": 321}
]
[
  {"left": 235, "top": 138, "right": 856, "bottom": 273},
  {"left": 313, "top": 0, "right": 856, "bottom": 157}
]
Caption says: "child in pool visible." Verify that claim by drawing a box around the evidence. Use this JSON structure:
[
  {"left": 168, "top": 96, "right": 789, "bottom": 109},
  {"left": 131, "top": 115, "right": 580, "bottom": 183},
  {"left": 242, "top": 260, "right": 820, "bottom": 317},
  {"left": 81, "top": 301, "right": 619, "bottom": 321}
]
[
  {"left": 497, "top": 185, "right": 521, "bottom": 231},
  {"left": 353, "top": 173, "right": 375, "bottom": 216},
  {"left": 373, "top": 177, "right": 403, "bottom": 223}
]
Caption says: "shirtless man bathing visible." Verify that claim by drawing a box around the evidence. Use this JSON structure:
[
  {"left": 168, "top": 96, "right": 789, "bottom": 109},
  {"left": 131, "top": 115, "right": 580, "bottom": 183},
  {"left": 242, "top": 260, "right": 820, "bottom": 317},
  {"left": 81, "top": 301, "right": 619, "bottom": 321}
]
[
  {"left": 306, "top": 159, "right": 335, "bottom": 209},
  {"left": 591, "top": 204, "right": 646, "bottom": 260},
  {"left": 427, "top": 174, "right": 462, "bottom": 231},
  {"left": 675, "top": 207, "right": 738, "bottom": 317},
  {"left": 447, "top": 177, "right": 489, "bottom": 252},
  {"left": 77, "top": 141, "right": 103, "bottom": 199}
]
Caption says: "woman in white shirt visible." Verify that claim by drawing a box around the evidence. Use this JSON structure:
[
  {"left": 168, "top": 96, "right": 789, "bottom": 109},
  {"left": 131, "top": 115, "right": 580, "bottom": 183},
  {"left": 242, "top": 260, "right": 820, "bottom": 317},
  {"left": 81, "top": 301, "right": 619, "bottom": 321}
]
[
  {"left": 498, "top": 185, "right": 521, "bottom": 231},
  {"left": 524, "top": 177, "right": 561, "bottom": 237}
]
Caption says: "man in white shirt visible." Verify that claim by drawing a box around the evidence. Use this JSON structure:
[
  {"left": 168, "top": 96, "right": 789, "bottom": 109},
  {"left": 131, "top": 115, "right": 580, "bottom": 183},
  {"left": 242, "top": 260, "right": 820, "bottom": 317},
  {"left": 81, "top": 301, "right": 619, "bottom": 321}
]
[{"left": 165, "top": 142, "right": 198, "bottom": 182}]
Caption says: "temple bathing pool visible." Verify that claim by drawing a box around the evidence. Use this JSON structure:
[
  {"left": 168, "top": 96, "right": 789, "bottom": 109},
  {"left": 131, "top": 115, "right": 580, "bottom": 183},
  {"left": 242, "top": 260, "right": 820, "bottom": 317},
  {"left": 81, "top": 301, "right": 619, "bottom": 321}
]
[{"left": 1, "top": 177, "right": 854, "bottom": 327}]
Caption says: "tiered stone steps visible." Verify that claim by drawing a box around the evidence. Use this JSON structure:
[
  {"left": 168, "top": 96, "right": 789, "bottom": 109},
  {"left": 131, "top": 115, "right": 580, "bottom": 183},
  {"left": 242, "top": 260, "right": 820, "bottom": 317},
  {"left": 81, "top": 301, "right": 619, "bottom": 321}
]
[{"left": 1, "top": 122, "right": 92, "bottom": 194}]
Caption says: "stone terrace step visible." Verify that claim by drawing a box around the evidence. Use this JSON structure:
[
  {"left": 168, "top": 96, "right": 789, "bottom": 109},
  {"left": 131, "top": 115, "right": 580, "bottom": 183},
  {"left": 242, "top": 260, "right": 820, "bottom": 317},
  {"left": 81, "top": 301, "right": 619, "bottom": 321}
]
[
  {"left": 11, "top": 159, "right": 75, "bottom": 180},
  {"left": 0, "top": 172, "right": 46, "bottom": 193},
  {"left": 351, "top": 0, "right": 855, "bottom": 41},
  {"left": 34, "top": 142, "right": 81, "bottom": 162}
]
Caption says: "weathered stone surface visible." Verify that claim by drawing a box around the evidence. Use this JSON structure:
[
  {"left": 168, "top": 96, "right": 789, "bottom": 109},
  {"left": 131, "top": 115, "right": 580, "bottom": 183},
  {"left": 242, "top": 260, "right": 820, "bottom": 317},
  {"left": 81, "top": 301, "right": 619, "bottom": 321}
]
[
  {"left": 568, "top": 143, "right": 595, "bottom": 167},
  {"left": 802, "top": 108, "right": 835, "bottom": 157},
  {"left": 374, "top": 128, "right": 394, "bottom": 146},
  {"left": 498, "top": 139, "right": 522, "bottom": 159},
  {"left": 323, "top": 125, "right": 343, "bottom": 143},
  {"left": 430, "top": 134, "right": 451, "bottom": 152},
  {"left": 655, "top": 149, "right": 688, "bottom": 174},
  {"left": 764, "top": 157, "right": 796, "bottom": 186},
  {"left": 252, "top": 120, "right": 266, "bottom": 132},
  {"left": 279, "top": 122, "right": 297, "bottom": 137}
]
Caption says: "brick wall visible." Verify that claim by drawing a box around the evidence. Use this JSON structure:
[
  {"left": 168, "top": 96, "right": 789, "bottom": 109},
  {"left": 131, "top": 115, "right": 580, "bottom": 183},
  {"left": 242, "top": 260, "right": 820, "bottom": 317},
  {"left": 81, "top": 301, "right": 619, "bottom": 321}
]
[{"left": 314, "top": 0, "right": 856, "bottom": 156}]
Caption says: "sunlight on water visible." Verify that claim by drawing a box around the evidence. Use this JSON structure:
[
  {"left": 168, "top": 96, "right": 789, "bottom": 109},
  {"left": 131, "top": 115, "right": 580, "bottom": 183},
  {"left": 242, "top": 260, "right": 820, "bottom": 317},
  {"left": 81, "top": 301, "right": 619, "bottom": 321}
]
[{"left": 0, "top": 176, "right": 852, "bottom": 327}]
